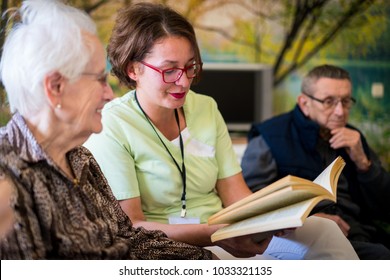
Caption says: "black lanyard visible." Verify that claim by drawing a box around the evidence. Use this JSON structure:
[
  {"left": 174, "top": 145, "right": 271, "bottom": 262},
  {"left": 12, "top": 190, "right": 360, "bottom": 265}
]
[{"left": 134, "top": 92, "right": 187, "bottom": 217}]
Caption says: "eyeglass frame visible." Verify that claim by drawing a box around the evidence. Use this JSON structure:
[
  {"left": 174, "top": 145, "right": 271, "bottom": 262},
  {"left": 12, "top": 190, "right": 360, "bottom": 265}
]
[
  {"left": 302, "top": 92, "right": 356, "bottom": 109},
  {"left": 140, "top": 61, "right": 202, "bottom": 84},
  {"left": 82, "top": 71, "right": 109, "bottom": 86}
]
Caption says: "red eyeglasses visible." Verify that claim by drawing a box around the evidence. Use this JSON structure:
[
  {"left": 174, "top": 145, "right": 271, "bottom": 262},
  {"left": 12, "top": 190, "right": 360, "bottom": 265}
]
[{"left": 140, "top": 61, "right": 202, "bottom": 83}]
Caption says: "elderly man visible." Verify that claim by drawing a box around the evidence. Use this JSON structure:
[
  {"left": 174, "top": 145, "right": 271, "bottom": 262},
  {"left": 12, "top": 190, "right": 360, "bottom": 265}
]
[{"left": 242, "top": 64, "right": 390, "bottom": 259}]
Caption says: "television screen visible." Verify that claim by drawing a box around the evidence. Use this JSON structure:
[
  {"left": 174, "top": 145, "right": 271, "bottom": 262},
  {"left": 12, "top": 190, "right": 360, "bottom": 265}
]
[{"left": 191, "top": 63, "right": 273, "bottom": 132}]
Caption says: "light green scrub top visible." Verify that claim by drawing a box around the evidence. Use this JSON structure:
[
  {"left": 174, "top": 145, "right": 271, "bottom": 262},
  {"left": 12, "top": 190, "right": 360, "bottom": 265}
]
[{"left": 84, "top": 90, "right": 241, "bottom": 224}]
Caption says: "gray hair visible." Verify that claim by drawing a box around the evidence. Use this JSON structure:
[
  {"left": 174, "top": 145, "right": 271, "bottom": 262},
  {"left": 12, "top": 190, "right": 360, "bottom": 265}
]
[
  {"left": 0, "top": 0, "right": 97, "bottom": 115},
  {"left": 301, "top": 64, "right": 351, "bottom": 95}
]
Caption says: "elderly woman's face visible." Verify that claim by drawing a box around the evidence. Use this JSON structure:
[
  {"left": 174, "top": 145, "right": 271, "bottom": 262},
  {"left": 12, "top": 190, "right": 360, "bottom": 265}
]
[{"left": 61, "top": 35, "right": 114, "bottom": 139}]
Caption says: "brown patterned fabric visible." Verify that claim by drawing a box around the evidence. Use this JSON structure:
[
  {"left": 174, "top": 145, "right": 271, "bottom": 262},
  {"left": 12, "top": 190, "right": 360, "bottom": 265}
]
[{"left": 0, "top": 113, "right": 211, "bottom": 260}]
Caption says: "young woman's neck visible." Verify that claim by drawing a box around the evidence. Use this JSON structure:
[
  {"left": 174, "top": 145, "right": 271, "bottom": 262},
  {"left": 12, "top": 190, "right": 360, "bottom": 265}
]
[{"left": 135, "top": 92, "right": 186, "bottom": 140}]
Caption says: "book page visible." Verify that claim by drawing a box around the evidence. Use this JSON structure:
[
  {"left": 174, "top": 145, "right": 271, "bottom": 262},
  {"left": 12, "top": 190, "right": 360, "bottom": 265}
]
[
  {"left": 208, "top": 156, "right": 345, "bottom": 226},
  {"left": 209, "top": 185, "right": 332, "bottom": 225},
  {"left": 210, "top": 197, "right": 325, "bottom": 242},
  {"left": 209, "top": 175, "right": 314, "bottom": 222},
  {"left": 313, "top": 156, "right": 345, "bottom": 195}
]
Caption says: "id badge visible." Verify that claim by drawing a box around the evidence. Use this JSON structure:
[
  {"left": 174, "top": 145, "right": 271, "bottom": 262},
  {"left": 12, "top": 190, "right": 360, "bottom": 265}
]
[{"left": 168, "top": 216, "right": 200, "bottom": 224}]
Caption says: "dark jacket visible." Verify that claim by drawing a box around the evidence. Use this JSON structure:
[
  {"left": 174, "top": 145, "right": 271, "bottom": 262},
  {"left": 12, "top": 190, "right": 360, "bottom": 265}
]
[{"left": 247, "top": 105, "right": 390, "bottom": 241}]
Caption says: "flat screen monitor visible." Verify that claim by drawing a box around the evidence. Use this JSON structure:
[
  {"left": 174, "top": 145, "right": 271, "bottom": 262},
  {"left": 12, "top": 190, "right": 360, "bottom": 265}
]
[{"left": 191, "top": 63, "right": 273, "bottom": 133}]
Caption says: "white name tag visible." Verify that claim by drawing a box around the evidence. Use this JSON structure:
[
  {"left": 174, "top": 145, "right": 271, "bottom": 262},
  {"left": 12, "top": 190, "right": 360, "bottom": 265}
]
[{"left": 168, "top": 216, "right": 200, "bottom": 224}]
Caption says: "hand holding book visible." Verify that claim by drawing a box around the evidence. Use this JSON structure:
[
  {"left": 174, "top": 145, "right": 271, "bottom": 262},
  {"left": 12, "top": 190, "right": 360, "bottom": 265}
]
[{"left": 208, "top": 156, "right": 345, "bottom": 242}]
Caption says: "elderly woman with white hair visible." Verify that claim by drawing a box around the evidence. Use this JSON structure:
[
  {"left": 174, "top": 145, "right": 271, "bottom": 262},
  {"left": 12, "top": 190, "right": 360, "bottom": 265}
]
[{"left": 0, "top": 0, "right": 213, "bottom": 260}]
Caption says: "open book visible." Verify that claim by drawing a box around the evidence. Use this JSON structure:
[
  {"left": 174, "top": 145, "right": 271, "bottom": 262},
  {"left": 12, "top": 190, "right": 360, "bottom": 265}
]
[{"left": 208, "top": 156, "right": 345, "bottom": 242}]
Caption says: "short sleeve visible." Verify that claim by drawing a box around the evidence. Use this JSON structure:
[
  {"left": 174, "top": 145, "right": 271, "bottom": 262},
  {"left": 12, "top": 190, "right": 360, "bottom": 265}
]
[{"left": 84, "top": 115, "right": 140, "bottom": 200}]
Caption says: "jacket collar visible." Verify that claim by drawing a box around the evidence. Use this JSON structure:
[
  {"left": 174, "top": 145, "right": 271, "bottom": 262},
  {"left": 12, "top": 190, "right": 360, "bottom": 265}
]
[
  {"left": 291, "top": 105, "right": 320, "bottom": 152},
  {"left": 4, "top": 112, "right": 90, "bottom": 183}
]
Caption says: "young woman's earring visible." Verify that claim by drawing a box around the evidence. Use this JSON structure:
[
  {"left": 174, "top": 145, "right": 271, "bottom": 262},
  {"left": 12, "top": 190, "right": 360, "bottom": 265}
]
[{"left": 56, "top": 103, "right": 62, "bottom": 109}]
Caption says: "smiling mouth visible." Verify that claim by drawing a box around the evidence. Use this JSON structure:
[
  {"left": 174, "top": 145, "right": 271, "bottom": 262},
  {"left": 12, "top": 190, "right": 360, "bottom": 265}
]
[{"left": 170, "top": 92, "right": 186, "bottom": 99}]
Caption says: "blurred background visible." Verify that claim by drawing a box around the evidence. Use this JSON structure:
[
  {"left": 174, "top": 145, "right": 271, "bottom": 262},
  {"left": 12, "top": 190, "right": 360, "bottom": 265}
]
[{"left": 1, "top": 0, "right": 388, "bottom": 169}]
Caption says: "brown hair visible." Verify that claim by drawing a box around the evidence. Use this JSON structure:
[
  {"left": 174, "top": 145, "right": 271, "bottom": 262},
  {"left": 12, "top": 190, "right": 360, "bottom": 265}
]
[
  {"left": 301, "top": 64, "right": 351, "bottom": 95},
  {"left": 107, "top": 2, "right": 202, "bottom": 88}
]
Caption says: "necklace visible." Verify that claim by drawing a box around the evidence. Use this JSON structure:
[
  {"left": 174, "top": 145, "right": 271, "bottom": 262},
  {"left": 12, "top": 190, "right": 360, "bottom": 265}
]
[{"left": 134, "top": 92, "right": 187, "bottom": 217}]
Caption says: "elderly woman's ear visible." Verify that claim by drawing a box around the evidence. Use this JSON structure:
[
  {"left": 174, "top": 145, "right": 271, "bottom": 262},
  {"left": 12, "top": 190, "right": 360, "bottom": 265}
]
[{"left": 44, "top": 71, "right": 65, "bottom": 109}]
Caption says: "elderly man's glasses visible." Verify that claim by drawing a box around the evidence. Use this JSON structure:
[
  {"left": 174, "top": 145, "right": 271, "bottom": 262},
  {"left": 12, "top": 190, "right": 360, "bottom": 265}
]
[
  {"left": 303, "top": 92, "right": 356, "bottom": 109},
  {"left": 140, "top": 61, "right": 202, "bottom": 83}
]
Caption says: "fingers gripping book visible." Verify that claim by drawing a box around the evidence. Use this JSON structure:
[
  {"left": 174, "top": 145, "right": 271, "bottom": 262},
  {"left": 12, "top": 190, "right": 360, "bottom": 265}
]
[{"left": 208, "top": 156, "right": 345, "bottom": 242}]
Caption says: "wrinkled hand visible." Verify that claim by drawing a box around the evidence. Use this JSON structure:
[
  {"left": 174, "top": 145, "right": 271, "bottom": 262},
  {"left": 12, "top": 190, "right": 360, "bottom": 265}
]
[
  {"left": 274, "top": 228, "right": 297, "bottom": 237},
  {"left": 214, "top": 233, "right": 273, "bottom": 258},
  {"left": 212, "top": 228, "right": 297, "bottom": 258},
  {"left": 330, "top": 127, "right": 371, "bottom": 171},
  {"left": 314, "top": 213, "right": 350, "bottom": 236}
]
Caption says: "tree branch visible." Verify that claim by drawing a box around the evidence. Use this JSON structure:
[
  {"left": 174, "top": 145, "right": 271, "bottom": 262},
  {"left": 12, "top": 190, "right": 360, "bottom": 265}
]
[
  {"left": 274, "top": 0, "right": 375, "bottom": 86},
  {"left": 194, "top": 23, "right": 255, "bottom": 48}
]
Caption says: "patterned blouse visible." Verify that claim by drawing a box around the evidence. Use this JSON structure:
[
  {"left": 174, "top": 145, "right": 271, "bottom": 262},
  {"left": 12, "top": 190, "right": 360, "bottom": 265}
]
[{"left": 0, "top": 113, "right": 212, "bottom": 260}]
